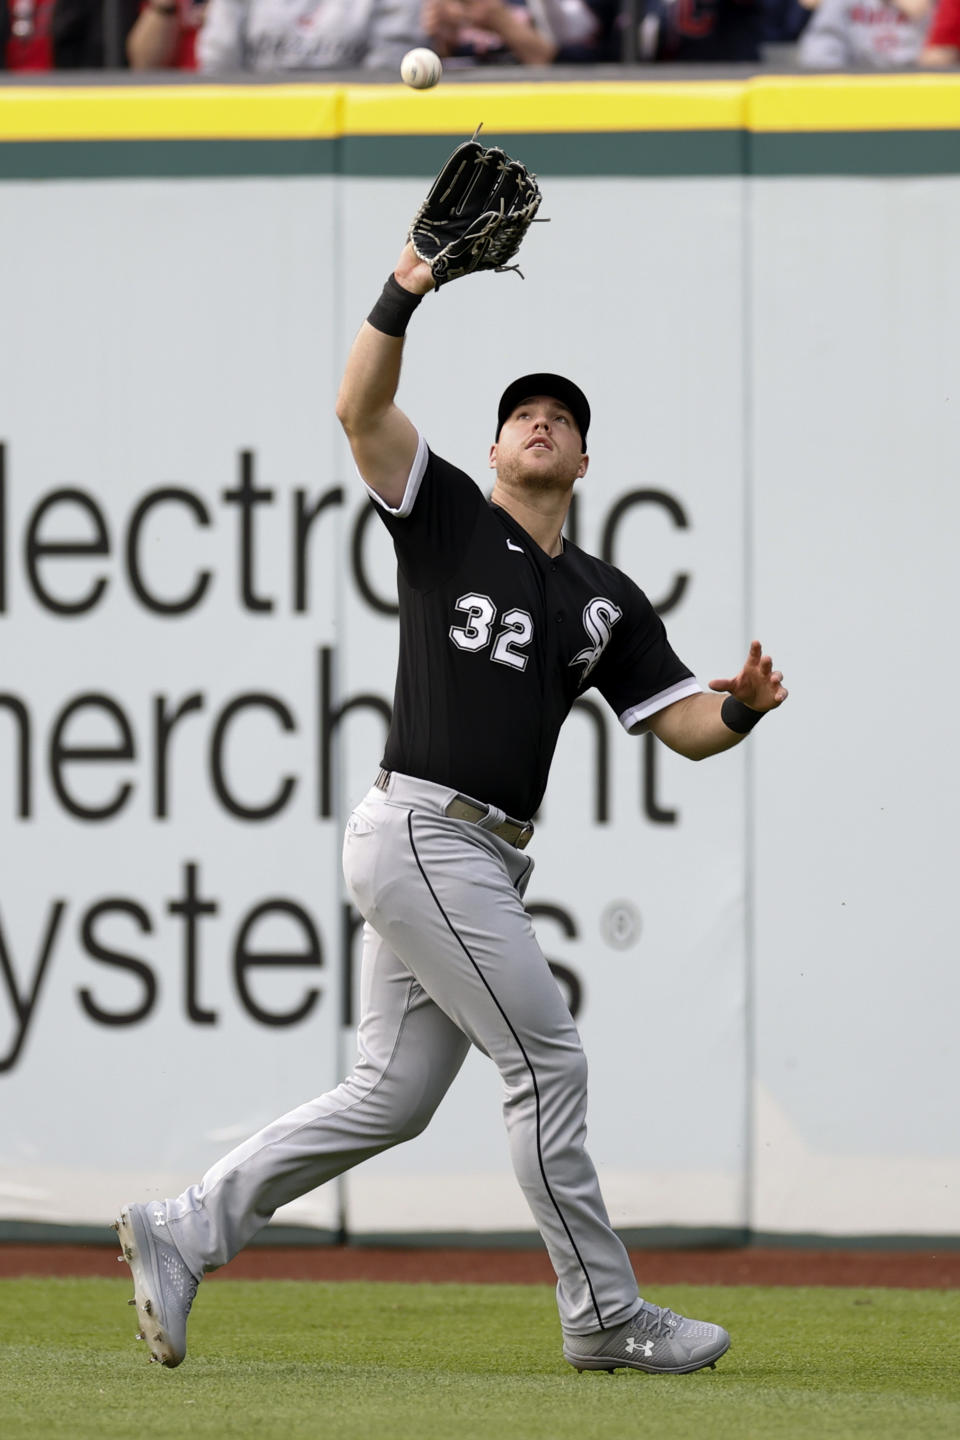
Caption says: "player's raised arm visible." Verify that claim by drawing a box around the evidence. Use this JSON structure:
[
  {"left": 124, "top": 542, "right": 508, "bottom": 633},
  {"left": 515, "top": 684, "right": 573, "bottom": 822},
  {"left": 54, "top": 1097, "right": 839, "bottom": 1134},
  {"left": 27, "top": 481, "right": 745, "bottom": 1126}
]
[
  {"left": 335, "top": 244, "right": 434, "bottom": 510},
  {"left": 646, "top": 640, "right": 788, "bottom": 760},
  {"left": 337, "top": 132, "right": 543, "bottom": 509}
]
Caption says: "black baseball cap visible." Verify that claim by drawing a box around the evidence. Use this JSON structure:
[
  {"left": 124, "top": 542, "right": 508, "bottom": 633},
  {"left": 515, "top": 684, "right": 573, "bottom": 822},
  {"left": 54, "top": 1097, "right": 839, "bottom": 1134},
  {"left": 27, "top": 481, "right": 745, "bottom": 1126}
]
[{"left": 496, "top": 373, "right": 590, "bottom": 451}]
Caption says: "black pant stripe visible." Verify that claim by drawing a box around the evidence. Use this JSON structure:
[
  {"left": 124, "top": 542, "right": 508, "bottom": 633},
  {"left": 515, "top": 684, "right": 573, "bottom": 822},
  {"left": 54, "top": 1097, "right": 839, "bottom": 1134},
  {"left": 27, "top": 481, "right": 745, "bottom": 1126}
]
[{"left": 405, "top": 810, "right": 605, "bottom": 1331}]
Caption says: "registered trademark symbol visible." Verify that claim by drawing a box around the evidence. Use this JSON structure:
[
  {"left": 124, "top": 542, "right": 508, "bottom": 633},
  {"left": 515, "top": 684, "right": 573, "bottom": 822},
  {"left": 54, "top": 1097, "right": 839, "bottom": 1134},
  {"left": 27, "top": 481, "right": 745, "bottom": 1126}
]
[{"left": 600, "top": 901, "right": 642, "bottom": 950}]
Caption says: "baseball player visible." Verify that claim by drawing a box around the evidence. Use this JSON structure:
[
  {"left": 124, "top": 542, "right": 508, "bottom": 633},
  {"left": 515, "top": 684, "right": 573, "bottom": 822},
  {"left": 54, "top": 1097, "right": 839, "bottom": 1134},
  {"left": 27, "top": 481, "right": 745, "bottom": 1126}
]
[{"left": 116, "top": 139, "right": 787, "bottom": 1376}]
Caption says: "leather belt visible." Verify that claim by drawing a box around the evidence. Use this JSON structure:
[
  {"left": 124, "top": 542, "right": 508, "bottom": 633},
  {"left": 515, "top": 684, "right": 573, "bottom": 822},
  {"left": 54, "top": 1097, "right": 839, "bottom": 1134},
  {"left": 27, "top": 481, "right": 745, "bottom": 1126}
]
[{"left": 374, "top": 769, "right": 534, "bottom": 851}]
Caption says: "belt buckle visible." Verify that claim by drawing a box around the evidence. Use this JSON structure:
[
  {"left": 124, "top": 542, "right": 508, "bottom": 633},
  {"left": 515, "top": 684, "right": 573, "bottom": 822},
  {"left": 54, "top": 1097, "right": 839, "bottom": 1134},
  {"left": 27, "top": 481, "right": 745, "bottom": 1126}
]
[{"left": 494, "top": 817, "right": 534, "bottom": 850}]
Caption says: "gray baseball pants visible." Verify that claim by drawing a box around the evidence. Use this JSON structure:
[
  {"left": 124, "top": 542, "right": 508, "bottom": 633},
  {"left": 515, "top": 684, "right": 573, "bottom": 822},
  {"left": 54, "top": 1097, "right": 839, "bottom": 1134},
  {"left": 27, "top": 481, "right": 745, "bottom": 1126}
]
[{"left": 164, "top": 771, "right": 642, "bottom": 1334}]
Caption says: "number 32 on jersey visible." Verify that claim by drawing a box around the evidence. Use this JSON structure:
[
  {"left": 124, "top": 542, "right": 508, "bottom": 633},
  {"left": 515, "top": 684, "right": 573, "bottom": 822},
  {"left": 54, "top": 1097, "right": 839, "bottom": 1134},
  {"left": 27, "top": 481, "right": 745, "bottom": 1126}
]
[
  {"left": 449, "top": 592, "right": 623, "bottom": 679},
  {"left": 449, "top": 593, "right": 533, "bottom": 671}
]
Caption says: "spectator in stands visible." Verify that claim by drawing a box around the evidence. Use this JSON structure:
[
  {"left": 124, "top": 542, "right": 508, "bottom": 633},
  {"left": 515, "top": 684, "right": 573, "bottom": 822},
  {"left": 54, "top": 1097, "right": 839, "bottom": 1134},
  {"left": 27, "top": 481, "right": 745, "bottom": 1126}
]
[
  {"left": 51, "top": 0, "right": 140, "bottom": 64},
  {"left": 422, "top": 0, "right": 611, "bottom": 63},
  {"left": 2, "top": 0, "right": 54, "bottom": 67},
  {"left": 196, "top": 0, "right": 425, "bottom": 72},
  {"left": 627, "top": 0, "right": 765, "bottom": 62},
  {"left": 920, "top": 0, "right": 960, "bottom": 59},
  {"left": 127, "top": 0, "right": 205, "bottom": 68},
  {"left": 798, "top": 0, "right": 932, "bottom": 65},
  {"left": 762, "top": 0, "right": 815, "bottom": 42}
]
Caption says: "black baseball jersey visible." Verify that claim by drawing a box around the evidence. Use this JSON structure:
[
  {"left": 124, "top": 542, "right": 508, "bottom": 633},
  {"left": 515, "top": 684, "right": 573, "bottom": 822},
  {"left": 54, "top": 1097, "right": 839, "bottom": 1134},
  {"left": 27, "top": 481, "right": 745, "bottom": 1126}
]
[{"left": 368, "top": 437, "right": 700, "bottom": 820}]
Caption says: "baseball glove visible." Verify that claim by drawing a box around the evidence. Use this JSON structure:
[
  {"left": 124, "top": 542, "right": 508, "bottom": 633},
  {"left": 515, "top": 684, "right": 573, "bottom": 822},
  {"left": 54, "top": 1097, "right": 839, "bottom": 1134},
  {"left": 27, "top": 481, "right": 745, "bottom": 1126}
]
[{"left": 408, "top": 131, "right": 543, "bottom": 289}]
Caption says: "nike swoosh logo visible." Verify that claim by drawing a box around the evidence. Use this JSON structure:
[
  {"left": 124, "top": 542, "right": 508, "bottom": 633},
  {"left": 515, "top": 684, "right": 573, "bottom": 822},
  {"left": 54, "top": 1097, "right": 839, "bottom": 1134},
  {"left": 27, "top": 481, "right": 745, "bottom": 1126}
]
[{"left": 506, "top": 540, "right": 524, "bottom": 553}]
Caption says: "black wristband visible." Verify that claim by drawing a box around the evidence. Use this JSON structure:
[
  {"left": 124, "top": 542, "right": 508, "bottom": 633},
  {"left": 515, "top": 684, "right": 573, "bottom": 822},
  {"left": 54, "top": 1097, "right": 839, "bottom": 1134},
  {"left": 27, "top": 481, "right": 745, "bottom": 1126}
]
[
  {"left": 721, "top": 695, "right": 765, "bottom": 735},
  {"left": 366, "top": 274, "right": 424, "bottom": 337}
]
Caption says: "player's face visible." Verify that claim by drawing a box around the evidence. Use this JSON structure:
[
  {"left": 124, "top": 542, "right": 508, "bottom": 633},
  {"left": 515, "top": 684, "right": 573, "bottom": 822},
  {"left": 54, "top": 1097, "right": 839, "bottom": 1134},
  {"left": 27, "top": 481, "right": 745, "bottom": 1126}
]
[{"left": 489, "top": 396, "right": 588, "bottom": 491}]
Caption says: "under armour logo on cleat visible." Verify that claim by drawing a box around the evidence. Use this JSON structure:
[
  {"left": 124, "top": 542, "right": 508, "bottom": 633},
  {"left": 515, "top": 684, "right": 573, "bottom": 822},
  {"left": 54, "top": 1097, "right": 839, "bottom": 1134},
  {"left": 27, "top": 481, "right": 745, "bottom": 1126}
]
[
  {"left": 506, "top": 539, "right": 524, "bottom": 553},
  {"left": 626, "top": 1338, "right": 654, "bottom": 1358},
  {"left": 152, "top": 1209, "right": 166, "bottom": 1226}
]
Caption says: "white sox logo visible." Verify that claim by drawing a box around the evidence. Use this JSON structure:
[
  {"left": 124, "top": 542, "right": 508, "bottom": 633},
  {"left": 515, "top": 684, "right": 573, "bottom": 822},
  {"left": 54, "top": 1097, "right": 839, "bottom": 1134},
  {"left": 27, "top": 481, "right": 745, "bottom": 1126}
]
[{"left": 570, "top": 597, "right": 622, "bottom": 683}]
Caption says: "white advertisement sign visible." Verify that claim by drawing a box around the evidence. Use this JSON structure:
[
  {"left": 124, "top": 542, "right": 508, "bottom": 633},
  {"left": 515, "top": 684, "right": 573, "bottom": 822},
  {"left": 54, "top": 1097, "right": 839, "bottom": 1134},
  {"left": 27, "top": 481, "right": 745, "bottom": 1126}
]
[
  {"left": 4, "top": 169, "right": 748, "bottom": 1238},
  {"left": 0, "top": 178, "right": 345, "bottom": 1230},
  {"left": 9, "top": 161, "right": 959, "bottom": 1242}
]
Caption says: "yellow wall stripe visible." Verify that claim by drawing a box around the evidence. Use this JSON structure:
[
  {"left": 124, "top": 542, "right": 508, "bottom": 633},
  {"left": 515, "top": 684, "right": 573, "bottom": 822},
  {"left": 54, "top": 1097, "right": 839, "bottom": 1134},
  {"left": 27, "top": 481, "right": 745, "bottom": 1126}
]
[
  {"left": 2, "top": 77, "right": 960, "bottom": 145},
  {"left": 0, "top": 85, "right": 343, "bottom": 142},
  {"left": 341, "top": 82, "right": 745, "bottom": 135},
  {"left": 748, "top": 75, "right": 960, "bottom": 132}
]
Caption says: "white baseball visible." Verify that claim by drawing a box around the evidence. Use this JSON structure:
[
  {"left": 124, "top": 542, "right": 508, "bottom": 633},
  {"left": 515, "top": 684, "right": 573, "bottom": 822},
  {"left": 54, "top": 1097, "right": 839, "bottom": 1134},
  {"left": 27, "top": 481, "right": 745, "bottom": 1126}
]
[{"left": 401, "top": 48, "right": 443, "bottom": 90}]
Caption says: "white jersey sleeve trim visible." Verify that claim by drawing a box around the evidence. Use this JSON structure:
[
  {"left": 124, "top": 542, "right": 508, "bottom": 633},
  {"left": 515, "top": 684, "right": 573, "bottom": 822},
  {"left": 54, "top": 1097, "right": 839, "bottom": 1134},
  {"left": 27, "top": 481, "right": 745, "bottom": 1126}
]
[
  {"left": 359, "top": 431, "right": 429, "bottom": 519},
  {"left": 619, "top": 677, "right": 703, "bottom": 734}
]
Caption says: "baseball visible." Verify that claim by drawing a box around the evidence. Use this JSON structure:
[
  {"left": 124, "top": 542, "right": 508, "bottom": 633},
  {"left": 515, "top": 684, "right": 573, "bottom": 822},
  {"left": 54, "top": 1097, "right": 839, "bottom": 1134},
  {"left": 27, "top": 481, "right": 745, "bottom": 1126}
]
[{"left": 401, "top": 48, "right": 442, "bottom": 90}]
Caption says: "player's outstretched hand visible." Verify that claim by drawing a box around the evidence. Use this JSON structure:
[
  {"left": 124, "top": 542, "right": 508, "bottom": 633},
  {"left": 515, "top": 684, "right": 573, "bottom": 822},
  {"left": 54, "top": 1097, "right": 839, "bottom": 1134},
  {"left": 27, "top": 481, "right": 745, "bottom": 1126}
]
[
  {"left": 394, "top": 241, "right": 436, "bottom": 297},
  {"left": 708, "top": 640, "right": 788, "bottom": 713}
]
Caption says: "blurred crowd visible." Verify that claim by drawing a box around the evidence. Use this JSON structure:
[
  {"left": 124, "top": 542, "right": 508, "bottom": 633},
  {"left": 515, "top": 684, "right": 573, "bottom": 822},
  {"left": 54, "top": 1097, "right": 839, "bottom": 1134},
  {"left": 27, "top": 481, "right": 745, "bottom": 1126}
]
[{"left": 1, "top": 0, "right": 958, "bottom": 74}]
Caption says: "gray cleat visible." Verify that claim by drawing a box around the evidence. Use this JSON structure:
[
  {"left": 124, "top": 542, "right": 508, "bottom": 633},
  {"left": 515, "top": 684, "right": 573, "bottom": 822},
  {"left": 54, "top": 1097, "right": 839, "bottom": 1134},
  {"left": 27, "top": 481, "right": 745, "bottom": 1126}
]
[
  {"left": 563, "top": 1299, "right": 730, "bottom": 1375},
  {"left": 115, "top": 1202, "right": 200, "bottom": 1368}
]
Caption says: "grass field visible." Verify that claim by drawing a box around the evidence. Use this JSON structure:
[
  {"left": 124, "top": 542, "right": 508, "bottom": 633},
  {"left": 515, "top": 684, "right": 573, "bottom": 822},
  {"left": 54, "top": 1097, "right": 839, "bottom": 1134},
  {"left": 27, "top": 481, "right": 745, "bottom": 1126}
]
[{"left": 2, "top": 1277, "right": 958, "bottom": 1440}]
